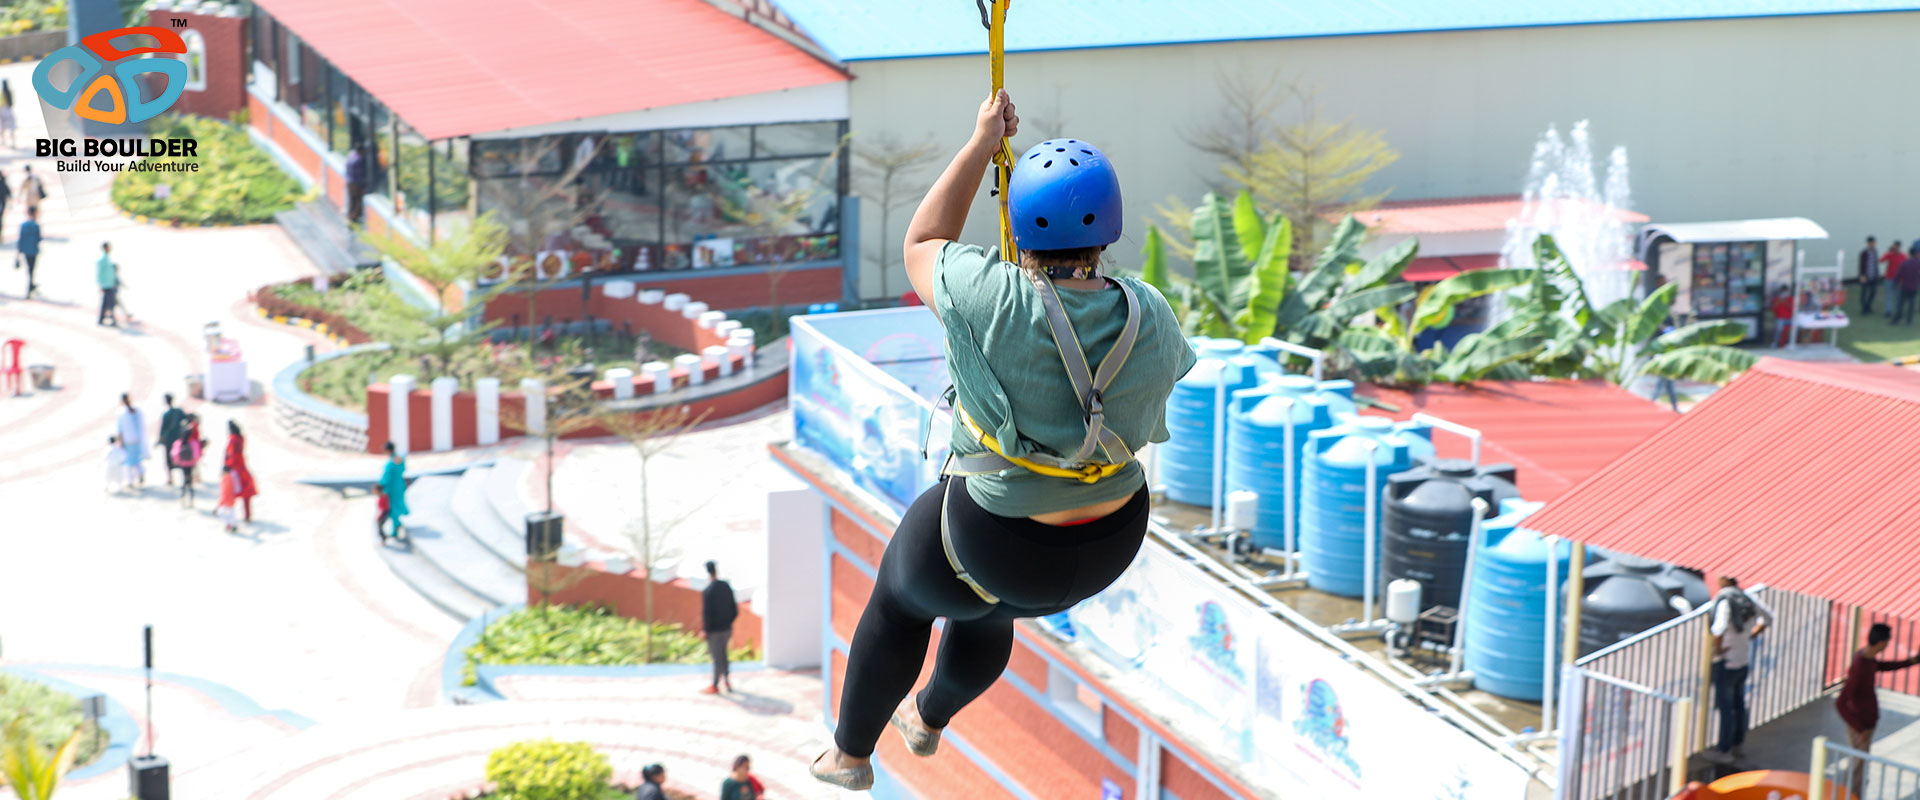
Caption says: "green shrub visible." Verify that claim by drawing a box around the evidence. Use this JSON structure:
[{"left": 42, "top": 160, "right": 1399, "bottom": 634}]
[
  {"left": 463, "top": 605, "right": 759, "bottom": 685},
  {"left": 484, "top": 739, "right": 612, "bottom": 800},
  {"left": 111, "top": 116, "right": 307, "bottom": 225},
  {"left": 0, "top": 674, "right": 105, "bottom": 768}
]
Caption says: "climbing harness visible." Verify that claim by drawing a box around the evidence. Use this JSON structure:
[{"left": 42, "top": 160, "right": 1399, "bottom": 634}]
[{"left": 939, "top": 481, "right": 1003, "bottom": 604}]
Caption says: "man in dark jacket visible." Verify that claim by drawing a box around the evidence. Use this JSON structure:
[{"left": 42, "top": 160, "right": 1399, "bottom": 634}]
[
  {"left": 634, "top": 763, "right": 668, "bottom": 800},
  {"left": 1860, "top": 236, "right": 1881, "bottom": 314},
  {"left": 701, "top": 560, "right": 738, "bottom": 694},
  {"left": 1837, "top": 624, "right": 1920, "bottom": 797},
  {"left": 16, "top": 204, "right": 37, "bottom": 299},
  {"left": 1898, "top": 242, "right": 1920, "bottom": 325},
  {"left": 157, "top": 393, "right": 186, "bottom": 487}
]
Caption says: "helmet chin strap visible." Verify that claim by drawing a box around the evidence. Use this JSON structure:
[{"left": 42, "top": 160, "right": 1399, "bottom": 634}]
[{"left": 1042, "top": 264, "right": 1103, "bottom": 281}]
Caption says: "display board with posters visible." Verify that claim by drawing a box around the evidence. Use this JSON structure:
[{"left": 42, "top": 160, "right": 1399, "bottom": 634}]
[
  {"left": 1073, "top": 544, "right": 1534, "bottom": 800},
  {"left": 789, "top": 309, "right": 952, "bottom": 513}
]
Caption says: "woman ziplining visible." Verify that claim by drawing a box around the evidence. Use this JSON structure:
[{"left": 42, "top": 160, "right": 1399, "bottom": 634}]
[{"left": 809, "top": 18, "right": 1196, "bottom": 787}]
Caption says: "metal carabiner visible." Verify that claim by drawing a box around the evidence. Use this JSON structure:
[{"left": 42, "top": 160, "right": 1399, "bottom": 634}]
[{"left": 975, "top": 0, "right": 992, "bottom": 30}]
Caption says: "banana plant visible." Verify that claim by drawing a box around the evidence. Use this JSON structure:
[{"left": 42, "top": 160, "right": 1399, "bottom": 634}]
[
  {"left": 0, "top": 719, "right": 84, "bottom": 800},
  {"left": 1139, "top": 190, "right": 1292, "bottom": 343}
]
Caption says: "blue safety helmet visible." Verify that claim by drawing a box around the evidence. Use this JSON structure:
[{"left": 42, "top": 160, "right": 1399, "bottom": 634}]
[{"left": 1008, "top": 138, "right": 1122, "bottom": 251}]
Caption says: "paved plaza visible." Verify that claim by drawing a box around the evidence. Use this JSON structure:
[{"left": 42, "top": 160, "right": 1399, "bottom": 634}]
[{"left": 0, "top": 57, "right": 847, "bottom": 800}]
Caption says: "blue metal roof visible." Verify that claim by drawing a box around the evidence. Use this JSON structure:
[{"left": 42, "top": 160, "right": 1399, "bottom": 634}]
[{"left": 772, "top": 1, "right": 1919, "bottom": 61}]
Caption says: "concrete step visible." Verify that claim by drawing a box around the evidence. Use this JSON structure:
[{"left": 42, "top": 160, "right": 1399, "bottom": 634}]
[
  {"left": 374, "top": 477, "right": 494, "bottom": 622},
  {"left": 404, "top": 476, "right": 527, "bottom": 609},
  {"left": 451, "top": 463, "right": 524, "bottom": 571},
  {"left": 273, "top": 199, "right": 380, "bottom": 277},
  {"left": 484, "top": 457, "right": 534, "bottom": 541}
]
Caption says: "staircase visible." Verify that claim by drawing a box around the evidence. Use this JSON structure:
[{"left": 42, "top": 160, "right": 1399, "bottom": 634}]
[
  {"left": 274, "top": 199, "right": 382, "bottom": 277},
  {"left": 377, "top": 458, "right": 536, "bottom": 622}
]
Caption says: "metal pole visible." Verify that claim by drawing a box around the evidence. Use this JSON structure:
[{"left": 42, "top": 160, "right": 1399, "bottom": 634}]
[
  {"left": 1410, "top": 412, "right": 1482, "bottom": 466},
  {"left": 1211, "top": 374, "right": 1226, "bottom": 535},
  {"left": 1564, "top": 541, "right": 1587, "bottom": 668},
  {"left": 1281, "top": 395, "right": 1298, "bottom": 579},
  {"left": 1544, "top": 536, "right": 1559, "bottom": 733},
  {"left": 1362, "top": 439, "right": 1380, "bottom": 626},
  {"left": 1260, "top": 336, "right": 1326, "bottom": 382},
  {"left": 1671, "top": 697, "right": 1695, "bottom": 797},
  {"left": 1450, "top": 498, "right": 1489, "bottom": 675},
  {"left": 1698, "top": 617, "right": 1717, "bottom": 752},
  {"left": 1809, "top": 735, "right": 1828, "bottom": 800}
]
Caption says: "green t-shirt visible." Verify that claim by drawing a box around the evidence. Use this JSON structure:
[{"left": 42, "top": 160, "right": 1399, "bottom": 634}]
[{"left": 934, "top": 242, "right": 1197, "bottom": 517}]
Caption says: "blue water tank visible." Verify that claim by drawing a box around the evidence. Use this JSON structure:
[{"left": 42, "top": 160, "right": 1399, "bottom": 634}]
[
  {"left": 1225, "top": 375, "right": 1358, "bottom": 550},
  {"left": 1160, "top": 342, "right": 1281, "bottom": 506},
  {"left": 1299, "top": 417, "right": 1435, "bottom": 597},
  {"left": 1464, "top": 498, "right": 1576, "bottom": 701}
]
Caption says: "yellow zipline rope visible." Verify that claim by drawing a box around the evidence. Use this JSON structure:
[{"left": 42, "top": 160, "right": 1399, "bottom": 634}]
[{"left": 984, "top": 0, "right": 1017, "bottom": 260}]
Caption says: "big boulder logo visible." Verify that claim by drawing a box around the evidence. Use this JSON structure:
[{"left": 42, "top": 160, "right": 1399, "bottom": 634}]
[{"left": 34, "top": 27, "right": 188, "bottom": 125}]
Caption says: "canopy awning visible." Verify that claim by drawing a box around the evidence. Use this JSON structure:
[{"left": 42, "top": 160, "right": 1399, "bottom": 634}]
[
  {"left": 1641, "top": 217, "right": 1829, "bottom": 244},
  {"left": 1523, "top": 358, "right": 1920, "bottom": 620}
]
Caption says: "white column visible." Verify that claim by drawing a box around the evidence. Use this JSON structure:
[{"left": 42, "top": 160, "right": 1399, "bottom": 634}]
[
  {"left": 430, "top": 376, "right": 457, "bottom": 452},
  {"left": 674, "top": 353, "right": 705, "bottom": 386},
  {"left": 728, "top": 329, "right": 756, "bottom": 369},
  {"left": 698, "top": 310, "right": 726, "bottom": 329},
  {"left": 388, "top": 374, "right": 415, "bottom": 456},
  {"left": 704, "top": 345, "right": 733, "bottom": 377},
  {"left": 761, "top": 478, "right": 824, "bottom": 669},
  {"left": 520, "top": 377, "right": 546, "bottom": 435},
  {"left": 641, "top": 361, "right": 672, "bottom": 394},
  {"left": 475, "top": 378, "right": 500, "bottom": 446},
  {"left": 663, "top": 293, "right": 690, "bottom": 313},
  {"left": 605, "top": 367, "right": 635, "bottom": 400},
  {"left": 682, "top": 300, "right": 709, "bottom": 320}
]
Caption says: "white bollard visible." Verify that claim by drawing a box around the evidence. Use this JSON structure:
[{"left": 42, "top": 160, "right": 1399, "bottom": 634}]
[
  {"left": 663, "top": 293, "right": 690, "bottom": 312},
  {"left": 674, "top": 353, "right": 705, "bottom": 386},
  {"left": 704, "top": 345, "right": 733, "bottom": 377},
  {"left": 699, "top": 310, "right": 726, "bottom": 329},
  {"left": 641, "top": 361, "right": 671, "bottom": 394},
  {"left": 602, "top": 280, "right": 635, "bottom": 299},
  {"left": 683, "top": 301, "right": 709, "bottom": 320},
  {"left": 476, "top": 378, "right": 500, "bottom": 446},
  {"left": 714, "top": 319, "right": 742, "bottom": 336},
  {"left": 729, "top": 329, "right": 756, "bottom": 369},
  {"left": 606, "top": 367, "right": 635, "bottom": 400},
  {"left": 727, "top": 340, "right": 752, "bottom": 371},
  {"left": 430, "top": 376, "right": 457, "bottom": 452},
  {"left": 388, "top": 374, "right": 415, "bottom": 456},
  {"left": 520, "top": 377, "right": 546, "bottom": 435},
  {"left": 639, "top": 289, "right": 665, "bottom": 305}
]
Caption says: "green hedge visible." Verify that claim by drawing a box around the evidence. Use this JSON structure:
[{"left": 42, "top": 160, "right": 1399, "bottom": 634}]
[
  {"left": 484, "top": 739, "right": 628, "bottom": 800},
  {"left": 0, "top": 674, "right": 106, "bottom": 768},
  {"left": 111, "top": 116, "right": 307, "bottom": 225},
  {"left": 463, "top": 605, "right": 759, "bottom": 686}
]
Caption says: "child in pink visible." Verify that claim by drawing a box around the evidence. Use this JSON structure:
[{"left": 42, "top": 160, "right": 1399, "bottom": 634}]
[{"left": 216, "top": 464, "right": 240, "bottom": 532}]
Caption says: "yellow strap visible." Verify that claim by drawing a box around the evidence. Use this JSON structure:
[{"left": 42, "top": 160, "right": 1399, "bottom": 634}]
[
  {"left": 955, "top": 403, "right": 1128, "bottom": 484},
  {"left": 987, "top": 0, "right": 1016, "bottom": 261}
]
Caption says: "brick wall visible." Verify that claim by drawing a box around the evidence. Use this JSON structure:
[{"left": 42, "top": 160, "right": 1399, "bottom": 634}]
[
  {"left": 537, "top": 561, "right": 763, "bottom": 649},
  {"left": 148, "top": 9, "right": 246, "bottom": 119}
]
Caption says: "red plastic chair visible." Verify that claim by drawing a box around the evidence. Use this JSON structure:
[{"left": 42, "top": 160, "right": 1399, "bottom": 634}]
[{"left": 2, "top": 339, "right": 22, "bottom": 396}]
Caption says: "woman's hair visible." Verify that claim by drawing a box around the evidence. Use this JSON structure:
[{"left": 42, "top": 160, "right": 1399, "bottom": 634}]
[
  {"left": 1870, "top": 623, "right": 1894, "bottom": 646},
  {"left": 641, "top": 763, "right": 665, "bottom": 779},
  {"left": 1017, "top": 245, "right": 1106, "bottom": 275},
  {"left": 229, "top": 420, "right": 242, "bottom": 436},
  {"left": 732, "top": 754, "right": 751, "bottom": 770},
  {"left": 384, "top": 441, "right": 396, "bottom": 454}
]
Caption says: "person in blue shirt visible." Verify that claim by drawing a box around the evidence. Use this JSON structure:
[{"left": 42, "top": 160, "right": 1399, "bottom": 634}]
[
  {"left": 18, "top": 205, "right": 39, "bottom": 299},
  {"left": 96, "top": 240, "right": 118, "bottom": 326}
]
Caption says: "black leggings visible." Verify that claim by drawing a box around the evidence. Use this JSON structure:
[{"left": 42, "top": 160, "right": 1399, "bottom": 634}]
[{"left": 833, "top": 476, "right": 1149, "bottom": 757}]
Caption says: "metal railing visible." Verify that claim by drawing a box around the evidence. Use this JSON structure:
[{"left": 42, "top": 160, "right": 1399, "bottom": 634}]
[
  {"left": 1811, "top": 735, "right": 1920, "bottom": 800},
  {"left": 1575, "top": 593, "right": 1715, "bottom": 704},
  {"left": 1556, "top": 665, "right": 1691, "bottom": 800}
]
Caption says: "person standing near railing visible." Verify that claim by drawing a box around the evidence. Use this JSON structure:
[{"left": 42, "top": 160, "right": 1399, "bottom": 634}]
[
  {"left": 1837, "top": 623, "right": 1920, "bottom": 797},
  {"left": 1705, "top": 576, "right": 1773, "bottom": 763}
]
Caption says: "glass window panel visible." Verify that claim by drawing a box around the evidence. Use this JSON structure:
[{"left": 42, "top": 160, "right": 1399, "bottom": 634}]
[
  {"left": 663, "top": 127, "right": 750, "bottom": 164},
  {"left": 754, "top": 121, "right": 840, "bottom": 158},
  {"left": 664, "top": 155, "right": 840, "bottom": 269},
  {"left": 472, "top": 137, "right": 563, "bottom": 178},
  {"left": 432, "top": 138, "right": 473, "bottom": 238},
  {"left": 394, "top": 120, "right": 432, "bottom": 234},
  {"left": 370, "top": 101, "right": 392, "bottom": 197},
  {"left": 328, "top": 69, "right": 351, "bottom": 154},
  {"left": 298, "top": 53, "right": 327, "bottom": 143}
]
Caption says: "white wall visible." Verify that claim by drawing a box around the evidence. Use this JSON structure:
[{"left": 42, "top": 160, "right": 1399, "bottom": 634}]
[
  {"left": 759, "top": 479, "right": 825, "bottom": 669},
  {"left": 843, "top": 12, "right": 1917, "bottom": 298}
]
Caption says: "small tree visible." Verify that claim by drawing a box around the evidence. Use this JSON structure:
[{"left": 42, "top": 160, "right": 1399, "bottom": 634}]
[
  {"left": 0, "top": 718, "right": 82, "bottom": 800},
  {"left": 470, "top": 136, "right": 611, "bottom": 346},
  {"left": 359, "top": 213, "right": 515, "bottom": 381},
  {"left": 499, "top": 362, "right": 604, "bottom": 615},
  {"left": 853, "top": 134, "right": 940, "bottom": 300},
  {"left": 597, "top": 405, "right": 713, "bottom": 662}
]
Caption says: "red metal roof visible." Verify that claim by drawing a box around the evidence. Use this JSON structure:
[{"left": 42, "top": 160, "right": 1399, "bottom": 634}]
[
  {"left": 1402, "top": 254, "right": 1501, "bottom": 282},
  {"left": 1346, "top": 195, "right": 1649, "bottom": 235},
  {"left": 1523, "top": 358, "right": 1920, "bottom": 620},
  {"left": 255, "top": 0, "right": 848, "bottom": 140},
  {"left": 1358, "top": 380, "right": 1678, "bottom": 502}
]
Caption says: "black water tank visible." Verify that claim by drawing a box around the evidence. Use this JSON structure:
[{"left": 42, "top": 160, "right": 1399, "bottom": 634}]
[
  {"left": 1573, "top": 552, "right": 1712, "bottom": 657},
  {"left": 1383, "top": 459, "right": 1520, "bottom": 611}
]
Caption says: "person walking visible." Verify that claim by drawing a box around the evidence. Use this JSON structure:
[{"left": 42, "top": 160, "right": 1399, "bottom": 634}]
[
  {"left": 720, "top": 754, "right": 762, "bottom": 800},
  {"left": 116, "top": 393, "right": 147, "bottom": 488},
  {"left": 96, "top": 242, "right": 119, "bottom": 326},
  {"left": 0, "top": 79, "right": 17, "bottom": 150},
  {"left": 105, "top": 436, "right": 124, "bottom": 493},
  {"left": 701, "top": 560, "right": 739, "bottom": 695},
  {"left": 1884, "top": 241, "right": 1908, "bottom": 320},
  {"left": 1859, "top": 236, "right": 1882, "bottom": 315},
  {"left": 812, "top": 91, "right": 1194, "bottom": 791},
  {"left": 1837, "top": 623, "right": 1920, "bottom": 797},
  {"left": 215, "top": 464, "right": 240, "bottom": 533},
  {"left": 225, "top": 420, "right": 258, "bottom": 521},
  {"left": 378, "top": 442, "right": 409, "bottom": 539},
  {"left": 18, "top": 205, "right": 39, "bottom": 299},
  {"left": 157, "top": 393, "right": 186, "bottom": 487},
  {"left": 1896, "top": 241, "right": 1920, "bottom": 325},
  {"left": 0, "top": 169, "right": 11, "bottom": 247},
  {"left": 634, "top": 764, "right": 668, "bottom": 800},
  {"left": 20, "top": 164, "right": 43, "bottom": 219},
  {"left": 344, "top": 144, "right": 367, "bottom": 223},
  {"left": 1704, "top": 576, "right": 1774, "bottom": 763},
  {"left": 170, "top": 414, "right": 204, "bottom": 508}
]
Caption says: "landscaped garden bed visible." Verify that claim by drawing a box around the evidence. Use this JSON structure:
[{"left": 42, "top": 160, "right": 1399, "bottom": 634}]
[
  {"left": 461, "top": 605, "right": 759, "bottom": 687},
  {"left": 111, "top": 115, "right": 308, "bottom": 226},
  {"left": 0, "top": 673, "right": 108, "bottom": 770}
]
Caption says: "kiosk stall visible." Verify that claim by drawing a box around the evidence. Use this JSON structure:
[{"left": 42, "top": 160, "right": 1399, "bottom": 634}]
[{"left": 1637, "top": 218, "right": 1829, "bottom": 344}]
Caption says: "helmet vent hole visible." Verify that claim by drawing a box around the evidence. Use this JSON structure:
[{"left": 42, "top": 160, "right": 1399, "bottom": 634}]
[
  {"left": 1081, "top": 149, "right": 1092, "bottom": 155},
  {"left": 1069, "top": 159, "right": 1079, "bottom": 166},
  {"left": 1083, "top": 213, "right": 1096, "bottom": 225},
  {"left": 1035, "top": 217, "right": 1049, "bottom": 228},
  {"left": 1027, "top": 152, "right": 1039, "bottom": 160},
  {"left": 1067, "top": 140, "right": 1077, "bottom": 143},
  {"left": 1043, "top": 160, "right": 1052, "bottom": 168},
  {"left": 1055, "top": 147, "right": 1065, "bottom": 152}
]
